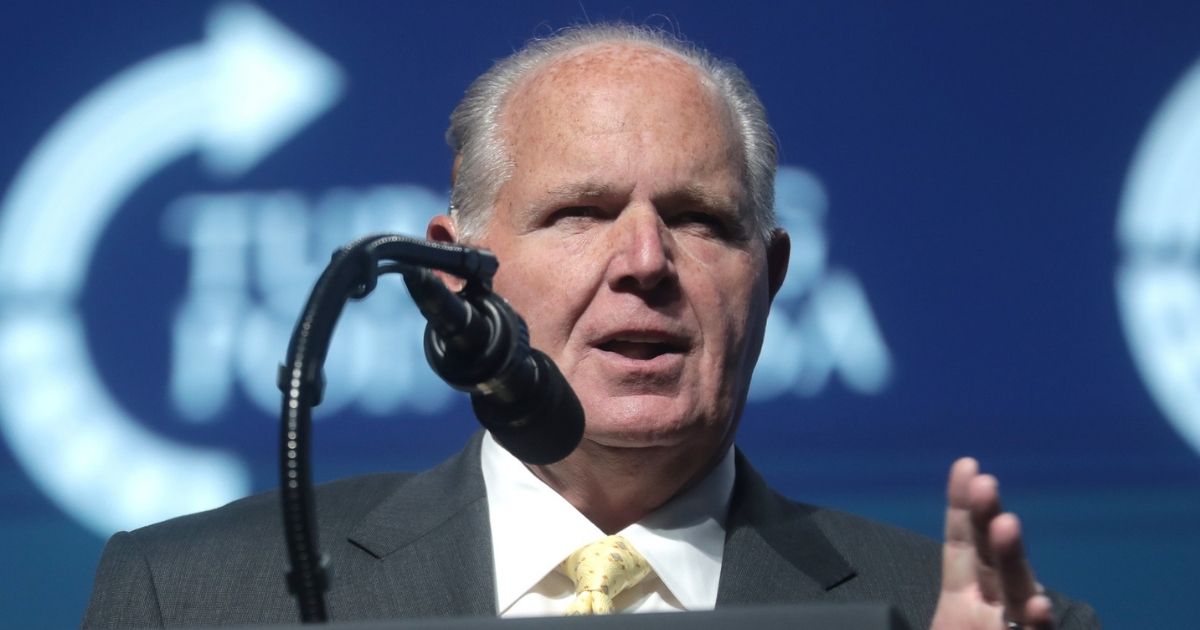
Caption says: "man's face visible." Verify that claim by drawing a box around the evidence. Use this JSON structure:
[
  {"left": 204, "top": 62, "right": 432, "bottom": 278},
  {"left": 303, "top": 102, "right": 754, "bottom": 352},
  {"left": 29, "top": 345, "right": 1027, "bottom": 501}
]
[{"left": 463, "top": 45, "right": 784, "bottom": 463}]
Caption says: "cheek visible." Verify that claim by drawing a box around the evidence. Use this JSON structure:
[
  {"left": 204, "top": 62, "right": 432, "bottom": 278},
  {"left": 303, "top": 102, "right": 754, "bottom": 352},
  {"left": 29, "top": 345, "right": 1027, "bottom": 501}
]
[
  {"left": 492, "top": 267, "right": 556, "bottom": 342},
  {"left": 726, "top": 284, "right": 771, "bottom": 383},
  {"left": 705, "top": 306, "right": 752, "bottom": 391},
  {"left": 489, "top": 239, "right": 599, "bottom": 356},
  {"left": 689, "top": 261, "right": 768, "bottom": 378}
]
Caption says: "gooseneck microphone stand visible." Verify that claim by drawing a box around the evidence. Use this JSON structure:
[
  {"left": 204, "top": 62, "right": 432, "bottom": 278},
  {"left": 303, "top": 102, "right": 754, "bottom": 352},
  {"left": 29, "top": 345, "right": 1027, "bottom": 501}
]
[
  {"left": 277, "top": 234, "right": 498, "bottom": 623},
  {"left": 272, "top": 234, "right": 904, "bottom": 630}
]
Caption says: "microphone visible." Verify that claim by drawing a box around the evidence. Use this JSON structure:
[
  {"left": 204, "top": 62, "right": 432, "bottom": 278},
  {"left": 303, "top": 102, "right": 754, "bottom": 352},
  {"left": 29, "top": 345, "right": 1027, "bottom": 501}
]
[{"left": 404, "top": 268, "right": 585, "bottom": 464}]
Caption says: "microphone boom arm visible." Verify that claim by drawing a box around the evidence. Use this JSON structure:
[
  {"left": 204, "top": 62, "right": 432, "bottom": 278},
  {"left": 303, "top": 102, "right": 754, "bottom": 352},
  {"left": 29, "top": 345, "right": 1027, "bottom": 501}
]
[{"left": 277, "top": 234, "right": 498, "bottom": 623}]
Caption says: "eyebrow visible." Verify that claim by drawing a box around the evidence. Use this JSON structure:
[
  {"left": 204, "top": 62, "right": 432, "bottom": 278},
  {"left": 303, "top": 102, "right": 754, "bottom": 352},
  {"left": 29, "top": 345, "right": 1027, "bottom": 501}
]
[
  {"left": 657, "top": 184, "right": 738, "bottom": 213},
  {"left": 545, "top": 182, "right": 736, "bottom": 208},
  {"left": 546, "top": 182, "right": 618, "bottom": 200}
]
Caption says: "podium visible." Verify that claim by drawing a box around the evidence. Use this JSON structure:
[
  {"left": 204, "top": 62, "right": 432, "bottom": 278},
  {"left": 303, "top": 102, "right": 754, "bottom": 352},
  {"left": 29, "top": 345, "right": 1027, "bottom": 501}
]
[{"left": 193, "top": 604, "right": 910, "bottom": 630}]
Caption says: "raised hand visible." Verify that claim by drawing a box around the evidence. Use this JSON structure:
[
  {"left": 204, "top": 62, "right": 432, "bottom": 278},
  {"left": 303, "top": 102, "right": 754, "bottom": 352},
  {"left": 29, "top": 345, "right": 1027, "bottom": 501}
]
[{"left": 930, "top": 457, "right": 1055, "bottom": 630}]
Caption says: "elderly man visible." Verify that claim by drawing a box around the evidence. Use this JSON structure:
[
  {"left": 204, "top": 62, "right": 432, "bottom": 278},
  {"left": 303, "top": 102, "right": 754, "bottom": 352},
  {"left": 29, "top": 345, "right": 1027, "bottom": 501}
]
[{"left": 84, "top": 24, "right": 1098, "bottom": 630}]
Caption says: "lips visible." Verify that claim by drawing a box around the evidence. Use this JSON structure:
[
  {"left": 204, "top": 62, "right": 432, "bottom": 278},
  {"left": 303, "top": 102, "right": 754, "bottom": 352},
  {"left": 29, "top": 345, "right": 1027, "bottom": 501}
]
[{"left": 594, "top": 332, "right": 690, "bottom": 361}]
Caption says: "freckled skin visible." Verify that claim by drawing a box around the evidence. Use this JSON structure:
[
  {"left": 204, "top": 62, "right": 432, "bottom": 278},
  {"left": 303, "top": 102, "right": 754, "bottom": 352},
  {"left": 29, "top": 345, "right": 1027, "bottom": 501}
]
[
  {"left": 430, "top": 43, "right": 789, "bottom": 532},
  {"left": 433, "top": 43, "right": 1066, "bottom": 628}
]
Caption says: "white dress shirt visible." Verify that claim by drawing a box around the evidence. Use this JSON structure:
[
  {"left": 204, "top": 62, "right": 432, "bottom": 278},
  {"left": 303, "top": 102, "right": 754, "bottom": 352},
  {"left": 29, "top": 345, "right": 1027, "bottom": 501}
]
[{"left": 480, "top": 432, "right": 735, "bottom": 617}]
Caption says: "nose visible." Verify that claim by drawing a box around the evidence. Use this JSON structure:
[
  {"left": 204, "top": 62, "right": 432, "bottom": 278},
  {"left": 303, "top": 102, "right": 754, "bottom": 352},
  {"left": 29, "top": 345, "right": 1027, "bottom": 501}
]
[{"left": 606, "top": 206, "right": 675, "bottom": 293}]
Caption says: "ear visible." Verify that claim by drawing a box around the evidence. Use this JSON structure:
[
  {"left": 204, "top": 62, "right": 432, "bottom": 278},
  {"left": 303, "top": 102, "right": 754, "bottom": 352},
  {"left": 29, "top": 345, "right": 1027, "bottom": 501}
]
[
  {"left": 766, "top": 228, "right": 790, "bottom": 302},
  {"left": 427, "top": 213, "right": 459, "bottom": 245},
  {"left": 426, "top": 214, "right": 467, "bottom": 291}
]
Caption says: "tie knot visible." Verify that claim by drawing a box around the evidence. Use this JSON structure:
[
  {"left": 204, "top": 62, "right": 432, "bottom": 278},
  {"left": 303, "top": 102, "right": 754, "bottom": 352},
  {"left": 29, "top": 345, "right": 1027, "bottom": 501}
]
[{"left": 559, "top": 535, "right": 653, "bottom": 614}]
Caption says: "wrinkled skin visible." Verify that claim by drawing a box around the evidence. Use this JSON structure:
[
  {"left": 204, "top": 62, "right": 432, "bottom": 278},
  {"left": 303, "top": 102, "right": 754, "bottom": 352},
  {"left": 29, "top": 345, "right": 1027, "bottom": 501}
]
[
  {"left": 430, "top": 42, "right": 1055, "bottom": 629},
  {"left": 431, "top": 43, "right": 789, "bottom": 531}
]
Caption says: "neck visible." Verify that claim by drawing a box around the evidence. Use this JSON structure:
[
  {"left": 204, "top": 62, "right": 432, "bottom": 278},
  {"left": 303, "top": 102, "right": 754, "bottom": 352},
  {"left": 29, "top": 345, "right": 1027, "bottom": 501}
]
[{"left": 530, "top": 439, "right": 728, "bottom": 534}]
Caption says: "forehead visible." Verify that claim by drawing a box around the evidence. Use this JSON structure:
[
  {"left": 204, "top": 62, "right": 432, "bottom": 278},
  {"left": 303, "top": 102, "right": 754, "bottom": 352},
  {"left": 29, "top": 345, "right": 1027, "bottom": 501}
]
[
  {"left": 524, "top": 42, "right": 705, "bottom": 90},
  {"left": 498, "top": 42, "right": 743, "bottom": 192},
  {"left": 506, "top": 42, "right": 727, "bottom": 129}
]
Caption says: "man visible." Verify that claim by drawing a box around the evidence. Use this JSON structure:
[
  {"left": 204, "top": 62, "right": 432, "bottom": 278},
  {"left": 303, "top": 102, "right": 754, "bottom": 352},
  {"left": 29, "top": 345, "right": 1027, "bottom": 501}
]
[{"left": 84, "top": 24, "right": 1098, "bottom": 629}]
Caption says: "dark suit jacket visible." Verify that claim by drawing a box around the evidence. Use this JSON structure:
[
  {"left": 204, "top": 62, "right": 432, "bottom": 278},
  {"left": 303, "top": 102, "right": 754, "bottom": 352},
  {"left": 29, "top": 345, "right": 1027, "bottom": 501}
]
[{"left": 83, "top": 434, "right": 1099, "bottom": 629}]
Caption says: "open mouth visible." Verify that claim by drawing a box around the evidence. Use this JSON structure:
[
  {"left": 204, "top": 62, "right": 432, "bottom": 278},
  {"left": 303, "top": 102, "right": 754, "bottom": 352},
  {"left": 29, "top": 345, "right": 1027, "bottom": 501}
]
[{"left": 596, "top": 338, "right": 688, "bottom": 360}]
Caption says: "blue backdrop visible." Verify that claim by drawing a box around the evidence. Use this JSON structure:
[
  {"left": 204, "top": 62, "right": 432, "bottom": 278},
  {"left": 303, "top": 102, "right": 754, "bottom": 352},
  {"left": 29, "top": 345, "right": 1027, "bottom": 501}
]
[{"left": 2, "top": 2, "right": 1199, "bottom": 627}]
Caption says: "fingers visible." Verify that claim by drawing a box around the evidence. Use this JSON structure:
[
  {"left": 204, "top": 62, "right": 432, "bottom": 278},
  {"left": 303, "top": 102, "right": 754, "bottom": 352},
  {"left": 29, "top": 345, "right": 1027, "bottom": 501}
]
[
  {"left": 1023, "top": 593, "right": 1056, "bottom": 630},
  {"left": 944, "top": 457, "right": 976, "bottom": 541},
  {"left": 939, "top": 458, "right": 1057, "bottom": 629},
  {"left": 940, "top": 457, "right": 978, "bottom": 592},
  {"left": 940, "top": 457, "right": 1002, "bottom": 600},
  {"left": 991, "top": 513, "right": 1051, "bottom": 628},
  {"left": 968, "top": 473, "right": 1003, "bottom": 602},
  {"left": 968, "top": 474, "right": 1001, "bottom": 553}
]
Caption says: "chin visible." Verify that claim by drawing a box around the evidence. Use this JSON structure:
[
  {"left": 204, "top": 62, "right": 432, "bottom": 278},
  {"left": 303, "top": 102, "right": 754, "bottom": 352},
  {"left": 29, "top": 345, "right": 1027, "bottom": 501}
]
[{"left": 580, "top": 394, "right": 725, "bottom": 450}]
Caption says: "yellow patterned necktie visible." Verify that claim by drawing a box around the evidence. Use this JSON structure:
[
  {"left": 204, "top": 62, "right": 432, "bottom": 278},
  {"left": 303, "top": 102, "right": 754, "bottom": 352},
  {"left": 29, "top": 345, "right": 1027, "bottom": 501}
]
[{"left": 559, "top": 535, "right": 654, "bottom": 615}]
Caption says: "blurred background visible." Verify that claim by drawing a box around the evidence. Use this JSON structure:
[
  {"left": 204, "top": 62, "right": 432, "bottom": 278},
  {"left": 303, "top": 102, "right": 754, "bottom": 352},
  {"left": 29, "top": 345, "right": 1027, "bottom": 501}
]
[{"left": 2, "top": 1, "right": 1199, "bottom": 627}]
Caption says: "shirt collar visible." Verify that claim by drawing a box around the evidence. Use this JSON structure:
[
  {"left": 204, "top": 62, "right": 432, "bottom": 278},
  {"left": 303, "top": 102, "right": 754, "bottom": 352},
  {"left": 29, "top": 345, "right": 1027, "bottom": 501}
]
[{"left": 480, "top": 432, "right": 735, "bottom": 613}]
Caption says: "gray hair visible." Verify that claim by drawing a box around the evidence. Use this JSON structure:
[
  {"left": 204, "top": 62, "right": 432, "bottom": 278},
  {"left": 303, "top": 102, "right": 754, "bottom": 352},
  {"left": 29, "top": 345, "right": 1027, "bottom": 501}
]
[{"left": 446, "top": 23, "right": 778, "bottom": 243}]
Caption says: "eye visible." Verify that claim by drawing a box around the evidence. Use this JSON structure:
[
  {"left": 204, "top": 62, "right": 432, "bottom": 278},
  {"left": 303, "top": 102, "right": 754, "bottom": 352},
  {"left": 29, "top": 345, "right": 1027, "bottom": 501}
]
[
  {"left": 559, "top": 206, "right": 599, "bottom": 218},
  {"left": 679, "top": 211, "right": 721, "bottom": 226},
  {"left": 669, "top": 211, "right": 729, "bottom": 236},
  {"left": 548, "top": 206, "right": 604, "bottom": 225}
]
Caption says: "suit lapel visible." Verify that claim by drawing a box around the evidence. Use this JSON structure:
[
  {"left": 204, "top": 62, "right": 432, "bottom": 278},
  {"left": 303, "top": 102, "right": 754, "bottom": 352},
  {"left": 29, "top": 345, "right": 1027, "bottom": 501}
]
[
  {"left": 332, "top": 439, "right": 856, "bottom": 617},
  {"left": 716, "top": 451, "right": 857, "bottom": 606},
  {"left": 340, "top": 433, "right": 496, "bottom": 619}
]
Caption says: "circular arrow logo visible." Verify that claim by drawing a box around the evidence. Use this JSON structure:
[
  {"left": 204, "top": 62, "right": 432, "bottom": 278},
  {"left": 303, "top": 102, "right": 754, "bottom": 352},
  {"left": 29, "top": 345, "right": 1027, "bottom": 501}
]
[
  {"left": 0, "top": 3, "right": 343, "bottom": 536},
  {"left": 1117, "top": 55, "right": 1200, "bottom": 458}
]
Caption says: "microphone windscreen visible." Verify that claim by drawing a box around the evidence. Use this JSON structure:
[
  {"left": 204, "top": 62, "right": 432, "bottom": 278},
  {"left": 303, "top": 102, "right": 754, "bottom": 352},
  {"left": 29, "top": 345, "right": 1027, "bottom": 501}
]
[{"left": 471, "top": 350, "right": 584, "bottom": 465}]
